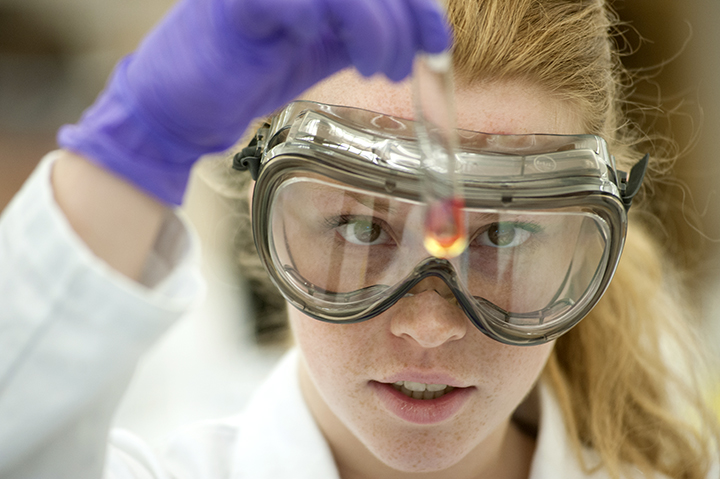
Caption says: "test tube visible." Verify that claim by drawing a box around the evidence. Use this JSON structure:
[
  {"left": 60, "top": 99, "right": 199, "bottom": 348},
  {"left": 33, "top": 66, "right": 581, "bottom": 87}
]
[{"left": 413, "top": 49, "right": 467, "bottom": 259}]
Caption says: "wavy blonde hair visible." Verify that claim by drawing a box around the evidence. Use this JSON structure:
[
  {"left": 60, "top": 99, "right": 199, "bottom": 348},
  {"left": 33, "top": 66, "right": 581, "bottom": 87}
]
[
  {"left": 203, "top": 0, "right": 720, "bottom": 476},
  {"left": 445, "top": 0, "right": 719, "bottom": 477}
]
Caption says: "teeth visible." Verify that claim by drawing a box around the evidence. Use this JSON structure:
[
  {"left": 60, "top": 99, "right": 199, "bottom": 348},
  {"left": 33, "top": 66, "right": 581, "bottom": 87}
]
[
  {"left": 426, "top": 383, "right": 448, "bottom": 392},
  {"left": 391, "top": 381, "right": 454, "bottom": 400},
  {"left": 392, "top": 381, "right": 448, "bottom": 392},
  {"left": 404, "top": 381, "right": 427, "bottom": 392}
]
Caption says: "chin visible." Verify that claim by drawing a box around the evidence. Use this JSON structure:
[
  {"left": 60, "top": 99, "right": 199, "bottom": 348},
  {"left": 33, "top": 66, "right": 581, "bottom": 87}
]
[{"left": 365, "top": 433, "right": 472, "bottom": 473}]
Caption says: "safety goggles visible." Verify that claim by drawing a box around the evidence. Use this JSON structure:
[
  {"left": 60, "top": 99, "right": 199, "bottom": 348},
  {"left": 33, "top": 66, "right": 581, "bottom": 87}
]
[{"left": 235, "top": 101, "right": 648, "bottom": 345}]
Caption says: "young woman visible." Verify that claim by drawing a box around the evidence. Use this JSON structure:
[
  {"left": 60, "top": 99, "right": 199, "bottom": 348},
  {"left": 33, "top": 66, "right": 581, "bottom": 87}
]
[{"left": 0, "top": 0, "right": 717, "bottom": 478}]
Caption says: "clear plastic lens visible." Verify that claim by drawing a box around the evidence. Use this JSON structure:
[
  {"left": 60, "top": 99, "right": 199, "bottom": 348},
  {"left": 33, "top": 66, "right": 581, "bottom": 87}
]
[
  {"left": 253, "top": 102, "right": 626, "bottom": 343},
  {"left": 269, "top": 175, "right": 610, "bottom": 327}
]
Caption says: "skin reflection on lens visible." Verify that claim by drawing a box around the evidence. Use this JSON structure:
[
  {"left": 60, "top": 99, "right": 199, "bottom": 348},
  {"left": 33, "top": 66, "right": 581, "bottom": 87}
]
[
  {"left": 463, "top": 211, "right": 588, "bottom": 314},
  {"left": 276, "top": 179, "right": 420, "bottom": 295},
  {"left": 274, "top": 177, "right": 600, "bottom": 317}
]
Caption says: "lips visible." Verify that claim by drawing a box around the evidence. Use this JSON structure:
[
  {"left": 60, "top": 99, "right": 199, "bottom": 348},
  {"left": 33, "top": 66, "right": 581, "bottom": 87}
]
[{"left": 371, "top": 379, "right": 474, "bottom": 424}]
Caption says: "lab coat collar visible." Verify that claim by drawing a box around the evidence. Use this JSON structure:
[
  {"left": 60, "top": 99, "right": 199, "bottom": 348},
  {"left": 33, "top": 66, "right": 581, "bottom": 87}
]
[{"left": 229, "top": 349, "right": 340, "bottom": 479}]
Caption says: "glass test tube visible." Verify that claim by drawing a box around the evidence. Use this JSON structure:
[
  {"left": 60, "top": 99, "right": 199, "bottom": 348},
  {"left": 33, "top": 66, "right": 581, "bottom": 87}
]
[{"left": 413, "top": 50, "right": 467, "bottom": 259}]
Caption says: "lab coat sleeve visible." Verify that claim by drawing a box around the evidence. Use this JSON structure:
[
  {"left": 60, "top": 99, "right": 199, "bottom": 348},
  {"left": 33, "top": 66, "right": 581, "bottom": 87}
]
[{"left": 0, "top": 152, "right": 205, "bottom": 479}]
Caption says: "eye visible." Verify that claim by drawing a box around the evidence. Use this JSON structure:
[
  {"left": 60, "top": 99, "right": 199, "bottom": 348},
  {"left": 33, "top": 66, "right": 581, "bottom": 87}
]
[
  {"left": 335, "top": 216, "right": 392, "bottom": 245},
  {"left": 474, "top": 222, "right": 537, "bottom": 248}
]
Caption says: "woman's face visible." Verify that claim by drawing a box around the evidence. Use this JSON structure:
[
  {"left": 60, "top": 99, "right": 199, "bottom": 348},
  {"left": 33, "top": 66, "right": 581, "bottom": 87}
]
[{"left": 288, "top": 71, "right": 583, "bottom": 475}]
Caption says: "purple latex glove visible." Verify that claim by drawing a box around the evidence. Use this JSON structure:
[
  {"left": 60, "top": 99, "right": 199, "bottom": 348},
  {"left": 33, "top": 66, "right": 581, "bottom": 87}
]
[{"left": 57, "top": 0, "right": 450, "bottom": 205}]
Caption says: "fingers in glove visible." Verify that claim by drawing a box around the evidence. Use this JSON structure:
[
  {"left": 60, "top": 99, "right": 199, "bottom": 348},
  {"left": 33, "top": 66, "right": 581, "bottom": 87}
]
[
  {"left": 376, "top": 0, "right": 415, "bottom": 82},
  {"left": 323, "top": 0, "right": 394, "bottom": 77},
  {"left": 406, "top": 0, "right": 451, "bottom": 53},
  {"left": 324, "top": 0, "right": 450, "bottom": 80},
  {"left": 228, "top": 0, "right": 449, "bottom": 80},
  {"left": 230, "top": 0, "right": 324, "bottom": 43}
]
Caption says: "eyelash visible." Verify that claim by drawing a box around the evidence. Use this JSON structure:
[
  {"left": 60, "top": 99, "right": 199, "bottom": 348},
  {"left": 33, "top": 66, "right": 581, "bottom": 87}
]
[
  {"left": 325, "top": 215, "right": 395, "bottom": 246},
  {"left": 325, "top": 215, "right": 542, "bottom": 249},
  {"left": 470, "top": 221, "right": 542, "bottom": 249}
]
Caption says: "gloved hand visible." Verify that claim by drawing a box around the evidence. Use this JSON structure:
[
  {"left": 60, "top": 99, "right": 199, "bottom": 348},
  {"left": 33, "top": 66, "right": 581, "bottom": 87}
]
[{"left": 58, "top": 0, "right": 450, "bottom": 205}]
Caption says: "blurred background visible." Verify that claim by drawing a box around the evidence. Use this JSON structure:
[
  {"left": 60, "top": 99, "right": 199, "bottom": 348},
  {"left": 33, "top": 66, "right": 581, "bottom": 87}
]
[{"left": 1, "top": 0, "right": 718, "bottom": 444}]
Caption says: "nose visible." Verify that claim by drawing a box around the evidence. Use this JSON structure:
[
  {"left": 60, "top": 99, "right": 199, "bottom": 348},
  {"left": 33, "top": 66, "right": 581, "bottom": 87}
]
[{"left": 389, "top": 277, "right": 467, "bottom": 349}]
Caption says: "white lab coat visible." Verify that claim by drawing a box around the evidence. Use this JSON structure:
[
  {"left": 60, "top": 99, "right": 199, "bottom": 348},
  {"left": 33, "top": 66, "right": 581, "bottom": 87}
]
[{"left": 0, "top": 154, "right": 706, "bottom": 478}]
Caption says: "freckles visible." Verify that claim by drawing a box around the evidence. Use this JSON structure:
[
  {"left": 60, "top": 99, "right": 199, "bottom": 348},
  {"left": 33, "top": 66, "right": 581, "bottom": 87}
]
[
  {"left": 293, "top": 306, "right": 552, "bottom": 466},
  {"left": 298, "top": 322, "right": 369, "bottom": 373},
  {"left": 360, "top": 421, "right": 488, "bottom": 471},
  {"left": 466, "top": 339, "right": 553, "bottom": 404}
]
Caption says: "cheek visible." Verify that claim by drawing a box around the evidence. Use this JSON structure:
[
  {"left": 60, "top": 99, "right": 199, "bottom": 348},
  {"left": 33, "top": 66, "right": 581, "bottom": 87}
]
[
  {"left": 288, "top": 308, "right": 377, "bottom": 391},
  {"left": 478, "top": 339, "right": 554, "bottom": 402}
]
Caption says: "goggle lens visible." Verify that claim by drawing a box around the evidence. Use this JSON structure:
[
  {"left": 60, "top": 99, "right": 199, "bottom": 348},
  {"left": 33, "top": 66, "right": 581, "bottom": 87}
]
[{"left": 268, "top": 174, "right": 612, "bottom": 336}]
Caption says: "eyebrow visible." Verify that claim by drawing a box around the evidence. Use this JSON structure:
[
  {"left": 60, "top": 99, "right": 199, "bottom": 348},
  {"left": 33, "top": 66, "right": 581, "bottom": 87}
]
[
  {"left": 302, "top": 180, "right": 401, "bottom": 215},
  {"left": 341, "top": 190, "right": 397, "bottom": 215}
]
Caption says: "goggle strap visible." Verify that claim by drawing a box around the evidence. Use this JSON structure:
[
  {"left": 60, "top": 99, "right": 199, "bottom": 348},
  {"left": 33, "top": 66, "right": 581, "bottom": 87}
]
[
  {"left": 232, "top": 125, "right": 270, "bottom": 180},
  {"left": 620, "top": 153, "right": 650, "bottom": 212}
]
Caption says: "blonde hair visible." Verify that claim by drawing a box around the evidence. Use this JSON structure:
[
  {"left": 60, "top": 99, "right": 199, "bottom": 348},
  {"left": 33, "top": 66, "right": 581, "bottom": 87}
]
[
  {"left": 444, "top": 0, "right": 719, "bottom": 477},
  {"left": 205, "top": 0, "right": 720, "bottom": 476}
]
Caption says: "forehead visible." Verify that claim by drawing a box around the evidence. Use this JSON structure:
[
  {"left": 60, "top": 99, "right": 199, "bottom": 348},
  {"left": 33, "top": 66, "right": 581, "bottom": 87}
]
[{"left": 301, "top": 69, "right": 583, "bottom": 136}]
